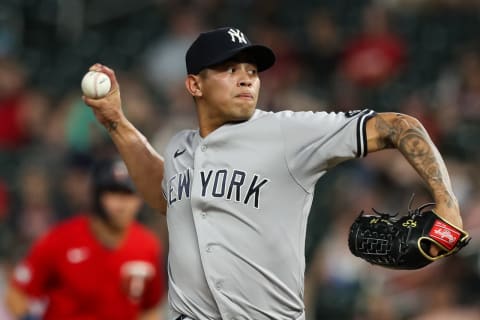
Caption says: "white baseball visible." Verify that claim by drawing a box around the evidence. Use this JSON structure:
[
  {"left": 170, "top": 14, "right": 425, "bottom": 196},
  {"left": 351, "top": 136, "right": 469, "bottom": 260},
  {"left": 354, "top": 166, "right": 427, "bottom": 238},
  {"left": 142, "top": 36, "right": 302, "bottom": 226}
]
[{"left": 81, "top": 71, "right": 111, "bottom": 99}]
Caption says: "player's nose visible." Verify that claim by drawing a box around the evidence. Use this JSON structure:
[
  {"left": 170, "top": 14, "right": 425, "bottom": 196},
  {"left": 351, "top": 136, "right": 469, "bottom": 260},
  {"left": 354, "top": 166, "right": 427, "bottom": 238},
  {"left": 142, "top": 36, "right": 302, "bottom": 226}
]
[
  {"left": 237, "top": 73, "right": 252, "bottom": 87},
  {"left": 237, "top": 65, "right": 253, "bottom": 87},
  {"left": 238, "top": 79, "right": 252, "bottom": 87}
]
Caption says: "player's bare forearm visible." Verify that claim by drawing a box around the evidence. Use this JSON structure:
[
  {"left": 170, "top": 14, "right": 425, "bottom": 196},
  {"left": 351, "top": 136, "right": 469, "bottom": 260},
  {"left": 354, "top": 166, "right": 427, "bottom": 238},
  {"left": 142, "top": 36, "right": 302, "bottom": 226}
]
[
  {"left": 82, "top": 63, "right": 167, "bottom": 214},
  {"left": 366, "top": 113, "right": 462, "bottom": 227},
  {"left": 108, "top": 117, "right": 167, "bottom": 214}
]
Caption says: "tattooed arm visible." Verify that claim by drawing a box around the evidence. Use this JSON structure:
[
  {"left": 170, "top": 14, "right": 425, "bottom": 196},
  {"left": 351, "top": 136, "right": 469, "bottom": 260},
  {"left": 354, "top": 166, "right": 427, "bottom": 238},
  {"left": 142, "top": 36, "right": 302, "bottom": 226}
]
[
  {"left": 365, "top": 112, "right": 462, "bottom": 229},
  {"left": 82, "top": 64, "right": 167, "bottom": 214}
]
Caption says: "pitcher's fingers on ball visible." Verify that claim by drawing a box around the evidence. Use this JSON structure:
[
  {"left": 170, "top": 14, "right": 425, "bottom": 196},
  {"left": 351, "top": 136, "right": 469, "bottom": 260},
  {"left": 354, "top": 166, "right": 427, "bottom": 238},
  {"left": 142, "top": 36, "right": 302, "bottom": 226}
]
[
  {"left": 89, "top": 63, "right": 103, "bottom": 72},
  {"left": 105, "top": 71, "right": 119, "bottom": 93},
  {"left": 82, "top": 95, "right": 94, "bottom": 105},
  {"left": 88, "top": 64, "right": 119, "bottom": 92}
]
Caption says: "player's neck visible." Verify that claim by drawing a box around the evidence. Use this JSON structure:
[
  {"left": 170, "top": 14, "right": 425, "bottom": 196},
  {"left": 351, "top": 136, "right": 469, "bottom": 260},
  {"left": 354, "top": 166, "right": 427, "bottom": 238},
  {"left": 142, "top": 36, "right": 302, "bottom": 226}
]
[
  {"left": 196, "top": 107, "right": 252, "bottom": 137},
  {"left": 89, "top": 217, "right": 128, "bottom": 249},
  {"left": 196, "top": 109, "right": 221, "bottom": 137}
]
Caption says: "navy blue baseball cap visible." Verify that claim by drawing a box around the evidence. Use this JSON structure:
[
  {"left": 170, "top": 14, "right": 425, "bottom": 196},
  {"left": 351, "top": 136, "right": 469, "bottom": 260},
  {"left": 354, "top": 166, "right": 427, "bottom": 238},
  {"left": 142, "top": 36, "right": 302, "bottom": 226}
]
[
  {"left": 186, "top": 27, "right": 276, "bottom": 75},
  {"left": 92, "top": 158, "right": 136, "bottom": 194}
]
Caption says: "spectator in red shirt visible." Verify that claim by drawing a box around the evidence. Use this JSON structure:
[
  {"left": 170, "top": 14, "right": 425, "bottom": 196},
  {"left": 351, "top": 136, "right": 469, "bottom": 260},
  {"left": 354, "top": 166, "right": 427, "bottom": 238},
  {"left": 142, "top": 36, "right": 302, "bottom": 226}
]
[
  {"left": 0, "top": 57, "right": 50, "bottom": 151},
  {"left": 340, "top": 4, "right": 406, "bottom": 88},
  {"left": 4, "top": 157, "right": 166, "bottom": 320}
]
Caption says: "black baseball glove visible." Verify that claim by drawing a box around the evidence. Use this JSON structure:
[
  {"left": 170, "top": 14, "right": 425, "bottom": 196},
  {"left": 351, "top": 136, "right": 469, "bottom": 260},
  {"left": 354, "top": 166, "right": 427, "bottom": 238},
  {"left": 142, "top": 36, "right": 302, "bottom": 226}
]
[{"left": 348, "top": 201, "right": 471, "bottom": 270}]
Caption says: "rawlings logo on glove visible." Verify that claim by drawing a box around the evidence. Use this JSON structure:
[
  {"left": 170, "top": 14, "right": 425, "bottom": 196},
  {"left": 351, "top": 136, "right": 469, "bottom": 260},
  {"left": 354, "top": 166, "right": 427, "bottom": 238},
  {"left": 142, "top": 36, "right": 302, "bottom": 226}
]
[
  {"left": 348, "top": 200, "right": 471, "bottom": 270},
  {"left": 429, "top": 220, "right": 461, "bottom": 250}
]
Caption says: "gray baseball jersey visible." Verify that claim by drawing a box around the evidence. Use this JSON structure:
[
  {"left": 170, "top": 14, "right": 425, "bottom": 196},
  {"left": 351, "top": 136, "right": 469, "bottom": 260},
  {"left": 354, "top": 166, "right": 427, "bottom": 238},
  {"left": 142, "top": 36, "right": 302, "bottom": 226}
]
[{"left": 162, "top": 108, "right": 375, "bottom": 320}]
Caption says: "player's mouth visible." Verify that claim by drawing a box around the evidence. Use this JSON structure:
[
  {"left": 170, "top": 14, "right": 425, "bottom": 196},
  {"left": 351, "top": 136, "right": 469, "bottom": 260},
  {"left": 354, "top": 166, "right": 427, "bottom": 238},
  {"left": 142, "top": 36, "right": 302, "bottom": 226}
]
[{"left": 235, "top": 93, "right": 254, "bottom": 100}]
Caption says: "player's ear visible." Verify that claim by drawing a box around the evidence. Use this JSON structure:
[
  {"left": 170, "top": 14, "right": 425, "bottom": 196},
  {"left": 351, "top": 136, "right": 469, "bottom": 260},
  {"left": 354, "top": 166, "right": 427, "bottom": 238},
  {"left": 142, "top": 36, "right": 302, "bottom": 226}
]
[{"left": 185, "top": 75, "right": 202, "bottom": 97}]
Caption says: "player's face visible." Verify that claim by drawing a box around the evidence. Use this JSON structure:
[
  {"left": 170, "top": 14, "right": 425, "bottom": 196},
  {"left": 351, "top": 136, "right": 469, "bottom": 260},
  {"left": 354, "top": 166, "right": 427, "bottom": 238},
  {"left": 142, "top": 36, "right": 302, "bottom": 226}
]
[
  {"left": 99, "top": 191, "right": 142, "bottom": 231},
  {"left": 197, "top": 58, "right": 260, "bottom": 123}
]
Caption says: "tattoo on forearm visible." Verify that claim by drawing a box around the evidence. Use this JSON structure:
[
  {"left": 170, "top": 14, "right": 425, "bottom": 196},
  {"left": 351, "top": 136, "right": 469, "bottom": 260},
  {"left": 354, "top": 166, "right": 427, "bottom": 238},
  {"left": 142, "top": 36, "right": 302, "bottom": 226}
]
[
  {"left": 107, "top": 121, "right": 118, "bottom": 132},
  {"left": 374, "top": 116, "right": 396, "bottom": 149},
  {"left": 376, "top": 114, "right": 454, "bottom": 208}
]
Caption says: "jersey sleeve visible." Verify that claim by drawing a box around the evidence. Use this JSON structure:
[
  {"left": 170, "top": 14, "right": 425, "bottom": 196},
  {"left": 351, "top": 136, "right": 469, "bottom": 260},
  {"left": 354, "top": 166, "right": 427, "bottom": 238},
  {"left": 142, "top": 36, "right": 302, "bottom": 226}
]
[
  {"left": 279, "top": 109, "right": 376, "bottom": 192},
  {"left": 10, "top": 232, "right": 57, "bottom": 297}
]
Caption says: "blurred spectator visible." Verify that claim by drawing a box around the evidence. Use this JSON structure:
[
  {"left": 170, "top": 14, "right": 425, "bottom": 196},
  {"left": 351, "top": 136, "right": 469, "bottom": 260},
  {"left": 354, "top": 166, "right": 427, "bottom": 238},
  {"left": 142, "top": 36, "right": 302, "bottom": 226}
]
[
  {"left": 393, "top": 258, "right": 480, "bottom": 320},
  {"left": 0, "top": 181, "right": 9, "bottom": 221},
  {"left": 255, "top": 18, "right": 326, "bottom": 112},
  {"left": 118, "top": 72, "right": 162, "bottom": 139},
  {"left": 47, "top": 92, "right": 105, "bottom": 154},
  {"left": 0, "top": 57, "right": 49, "bottom": 150},
  {"left": 142, "top": 6, "right": 204, "bottom": 101},
  {"left": 433, "top": 46, "right": 480, "bottom": 160},
  {"left": 251, "top": 22, "right": 304, "bottom": 109},
  {"left": 411, "top": 279, "right": 480, "bottom": 320},
  {"left": 340, "top": 4, "right": 406, "bottom": 88},
  {"left": 435, "top": 46, "right": 480, "bottom": 121},
  {"left": 13, "top": 163, "right": 55, "bottom": 246},
  {"left": 302, "top": 8, "right": 342, "bottom": 92}
]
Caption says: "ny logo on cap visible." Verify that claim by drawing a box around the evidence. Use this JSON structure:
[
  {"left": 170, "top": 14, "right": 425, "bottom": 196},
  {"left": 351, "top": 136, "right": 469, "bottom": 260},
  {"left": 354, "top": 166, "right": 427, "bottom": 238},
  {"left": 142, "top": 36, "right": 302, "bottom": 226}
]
[{"left": 227, "top": 28, "right": 247, "bottom": 44}]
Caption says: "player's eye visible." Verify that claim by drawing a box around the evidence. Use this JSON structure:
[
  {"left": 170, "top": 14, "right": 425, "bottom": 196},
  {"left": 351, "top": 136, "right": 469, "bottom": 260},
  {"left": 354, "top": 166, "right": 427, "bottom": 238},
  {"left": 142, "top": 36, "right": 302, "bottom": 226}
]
[
  {"left": 227, "top": 66, "right": 235, "bottom": 73},
  {"left": 248, "top": 69, "right": 257, "bottom": 76}
]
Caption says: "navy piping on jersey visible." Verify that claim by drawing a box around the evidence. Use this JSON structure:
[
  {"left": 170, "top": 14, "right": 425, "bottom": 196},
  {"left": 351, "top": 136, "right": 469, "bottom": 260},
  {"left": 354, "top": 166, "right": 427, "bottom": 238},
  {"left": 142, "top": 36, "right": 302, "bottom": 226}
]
[{"left": 356, "top": 109, "right": 376, "bottom": 158}]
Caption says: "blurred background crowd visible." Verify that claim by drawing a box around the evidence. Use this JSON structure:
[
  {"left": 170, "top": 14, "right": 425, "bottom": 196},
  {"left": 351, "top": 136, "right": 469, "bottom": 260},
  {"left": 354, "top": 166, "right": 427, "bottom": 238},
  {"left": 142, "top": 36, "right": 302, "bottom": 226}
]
[{"left": 0, "top": 0, "right": 479, "bottom": 319}]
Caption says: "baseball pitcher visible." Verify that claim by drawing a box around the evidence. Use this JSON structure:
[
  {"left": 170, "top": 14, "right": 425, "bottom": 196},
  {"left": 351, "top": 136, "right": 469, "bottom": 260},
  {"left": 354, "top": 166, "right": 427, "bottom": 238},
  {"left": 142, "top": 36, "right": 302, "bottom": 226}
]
[{"left": 83, "top": 27, "right": 467, "bottom": 320}]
